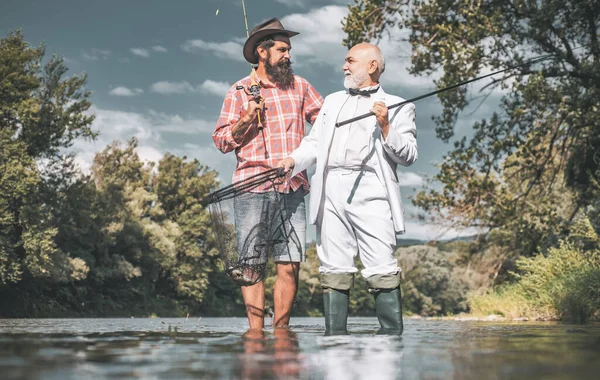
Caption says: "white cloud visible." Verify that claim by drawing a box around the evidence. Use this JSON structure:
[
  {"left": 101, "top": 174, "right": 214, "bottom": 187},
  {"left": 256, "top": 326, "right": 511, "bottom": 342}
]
[
  {"left": 70, "top": 107, "right": 160, "bottom": 173},
  {"left": 199, "top": 80, "right": 231, "bottom": 97},
  {"left": 109, "top": 86, "right": 144, "bottom": 97},
  {"left": 81, "top": 48, "right": 111, "bottom": 61},
  {"left": 280, "top": 6, "right": 348, "bottom": 67},
  {"left": 69, "top": 107, "right": 227, "bottom": 177},
  {"left": 130, "top": 48, "right": 150, "bottom": 58},
  {"left": 275, "top": 0, "right": 301, "bottom": 6},
  {"left": 152, "top": 45, "right": 168, "bottom": 53},
  {"left": 150, "top": 81, "right": 196, "bottom": 95},
  {"left": 90, "top": 107, "right": 159, "bottom": 142},
  {"left": 181, "top": 39, "right": 244, "bottom": 62},
  {"left": 136, "top": 145, "right": 164, "bottom": 165},
  {"left": 73, "top": 154, "right": 94, "bottom": 175},
  {"left": 127, "top": 46, "right": 167, "bottom": 59},
  {"left": 466, "top": 36, "right": 537, "bottom": 96},
  {"left": 377, "top": 30, "right": 438, "bottom": 89},
  {"left": 397, "top": 171, "right": 424, "bottom": 187},
  {"left": 63, "top": 56, "right": 79, "bottom": 65},
  {"left": 148, "top": 80, "right": 231, "bottom": 97},
  {"left": 148, "top": 109, "right": 216, "bottom": 134}
]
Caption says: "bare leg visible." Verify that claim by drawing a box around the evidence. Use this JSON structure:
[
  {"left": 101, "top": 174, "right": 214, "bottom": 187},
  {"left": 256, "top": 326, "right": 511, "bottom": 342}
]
[
  {"left": 273, "top": 262, "right": 300, "bottom": 327},
  {"left": 241, "top": 280, "right": 265, "bottom": 330}
]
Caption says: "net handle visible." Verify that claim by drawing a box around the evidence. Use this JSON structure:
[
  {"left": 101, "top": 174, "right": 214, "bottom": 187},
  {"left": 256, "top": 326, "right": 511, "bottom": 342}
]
[{"left": 207, "top": 167, "right": 286, "bottom": 204}]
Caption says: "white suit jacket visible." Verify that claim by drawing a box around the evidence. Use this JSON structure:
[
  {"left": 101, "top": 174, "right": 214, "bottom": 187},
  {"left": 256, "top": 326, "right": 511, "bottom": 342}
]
[{"left": 289, "top": 86, "right": 418, "bottom": 234}]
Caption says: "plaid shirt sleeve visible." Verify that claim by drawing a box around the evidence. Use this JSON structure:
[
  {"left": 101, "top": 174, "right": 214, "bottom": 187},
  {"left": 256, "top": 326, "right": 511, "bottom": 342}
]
[
  {"left": 303, "top": 80, "right": 324, "bottom": 125},
  {"left": 213, "top": 85, "right": 243, "bottom": 153}
]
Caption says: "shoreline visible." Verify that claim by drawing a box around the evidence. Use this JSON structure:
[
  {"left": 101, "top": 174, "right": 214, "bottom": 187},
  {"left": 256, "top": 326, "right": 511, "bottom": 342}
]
[{"left": 404, "top": 314, "right": 558, "bottom": 322}]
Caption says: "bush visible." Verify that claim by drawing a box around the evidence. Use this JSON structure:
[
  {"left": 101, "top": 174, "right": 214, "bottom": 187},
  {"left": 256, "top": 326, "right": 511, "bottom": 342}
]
[{"left": 470, "top": 219, "right": 600, "bottom": 322}]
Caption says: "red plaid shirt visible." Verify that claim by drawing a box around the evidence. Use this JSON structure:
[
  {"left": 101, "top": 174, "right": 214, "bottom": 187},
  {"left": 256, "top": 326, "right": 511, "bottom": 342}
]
[{"left": 213, "top": 75, "right": 323, "bottom": 193}]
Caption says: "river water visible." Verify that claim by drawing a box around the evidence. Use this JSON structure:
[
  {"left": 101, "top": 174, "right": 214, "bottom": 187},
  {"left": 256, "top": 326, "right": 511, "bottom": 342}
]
[{"left": 1, "top": 317, "right": 599, "bottom": 379}]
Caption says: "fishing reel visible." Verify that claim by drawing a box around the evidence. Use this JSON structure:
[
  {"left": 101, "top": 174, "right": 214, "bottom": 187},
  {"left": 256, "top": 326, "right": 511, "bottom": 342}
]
[
  {"left": 235, "top": 83, "right": 262, "bottom": 103},
  {"left": 236, "top": 79, "right": 264, "bottom": 130}
]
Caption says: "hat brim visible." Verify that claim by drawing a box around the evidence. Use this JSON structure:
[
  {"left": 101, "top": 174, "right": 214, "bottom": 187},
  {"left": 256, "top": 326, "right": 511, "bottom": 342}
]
[{"left": 243, "top": 29, "right": 299, "bottom": 64}]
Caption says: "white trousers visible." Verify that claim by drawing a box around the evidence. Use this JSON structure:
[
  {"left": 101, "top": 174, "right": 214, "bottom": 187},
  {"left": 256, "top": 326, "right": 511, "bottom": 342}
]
[{"left": 316, "top": 167, "right": 400, "bottom": 279}]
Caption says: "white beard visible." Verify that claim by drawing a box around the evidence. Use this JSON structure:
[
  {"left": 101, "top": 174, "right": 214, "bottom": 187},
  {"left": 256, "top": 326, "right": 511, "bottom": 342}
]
[{"left": 343, "top": 69, "right": 370, "bottom": 89}]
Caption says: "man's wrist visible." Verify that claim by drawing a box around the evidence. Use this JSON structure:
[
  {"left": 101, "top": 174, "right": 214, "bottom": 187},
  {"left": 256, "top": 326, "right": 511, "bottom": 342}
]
[
  {"left": 232, "top": 117, "right": 252, "bottom": 142},
  {"left": 380, "top": 121, "right": 390, "bottom": 138}
]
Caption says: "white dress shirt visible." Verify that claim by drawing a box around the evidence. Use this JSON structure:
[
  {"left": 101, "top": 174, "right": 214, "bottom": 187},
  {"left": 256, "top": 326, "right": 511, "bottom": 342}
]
[{"left": 327, "top": 85, "right": 380, "bottom": 169}]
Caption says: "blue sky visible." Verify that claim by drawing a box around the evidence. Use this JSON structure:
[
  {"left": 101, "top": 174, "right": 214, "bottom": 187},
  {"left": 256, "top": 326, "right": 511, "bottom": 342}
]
[{"left": 2, "top": 0, "right": 498, "bottom": 240}]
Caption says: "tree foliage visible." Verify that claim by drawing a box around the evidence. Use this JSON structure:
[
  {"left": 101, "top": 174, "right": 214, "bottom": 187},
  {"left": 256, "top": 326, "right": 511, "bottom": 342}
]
[
  {"left": 0, "top": 31, "right": 225, "bottom": 316},
  {"left": 1, "top": 30, "right": 95, "bottom": 284},
  {"left": 470, "top": 217, "right": 600, "bottom": 322}
]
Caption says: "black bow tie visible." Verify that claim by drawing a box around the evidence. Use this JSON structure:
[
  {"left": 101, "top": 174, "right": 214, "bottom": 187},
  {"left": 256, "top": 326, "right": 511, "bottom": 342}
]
[{"left": 348, "top": 87, "right": 379, "bottom": 97}]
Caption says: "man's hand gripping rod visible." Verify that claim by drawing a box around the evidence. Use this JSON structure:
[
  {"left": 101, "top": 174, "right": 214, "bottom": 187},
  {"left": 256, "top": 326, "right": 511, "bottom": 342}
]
[
  {"left": 335, "top": 54, "right": 554, "bottom": 128},
  {"left": 236, "top": 71, "right": 264, "bottom": 130}
]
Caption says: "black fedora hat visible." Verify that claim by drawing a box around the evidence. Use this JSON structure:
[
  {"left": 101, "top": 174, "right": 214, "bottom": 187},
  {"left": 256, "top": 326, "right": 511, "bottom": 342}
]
[{"left": 243, "top": 17, "right": 299, "bottom": 64}]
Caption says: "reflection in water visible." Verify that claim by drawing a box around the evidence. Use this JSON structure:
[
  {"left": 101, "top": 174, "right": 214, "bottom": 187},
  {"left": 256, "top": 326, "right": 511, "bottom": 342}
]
[
  {"left": 312, "top": 335, "right": 403, "bottom": 380},
  {"left": 0, "top": 318, "right": 599, "bottom": 379},
  {"left": 240, "top": 327, "right": 301, "bottom": 379}
]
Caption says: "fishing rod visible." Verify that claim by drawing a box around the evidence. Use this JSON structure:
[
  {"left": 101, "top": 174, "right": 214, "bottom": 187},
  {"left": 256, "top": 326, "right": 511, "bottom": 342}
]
[
  {"left": 335, "top": 54, "right": 555, "bottom": 127},
  {"left": 238, "top": 0, "right": 264, "bottom": 131}
]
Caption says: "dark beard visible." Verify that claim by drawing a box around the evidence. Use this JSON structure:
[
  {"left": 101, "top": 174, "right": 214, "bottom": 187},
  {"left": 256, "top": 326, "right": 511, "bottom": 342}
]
[{"left": 265, "top": 55, "right": 295, "bottom": 90}]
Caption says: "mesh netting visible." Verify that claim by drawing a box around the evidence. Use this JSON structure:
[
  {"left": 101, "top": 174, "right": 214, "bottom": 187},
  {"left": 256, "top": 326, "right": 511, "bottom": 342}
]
[{"left": 207, "top": 168, "right": 291, "bottom": 286}]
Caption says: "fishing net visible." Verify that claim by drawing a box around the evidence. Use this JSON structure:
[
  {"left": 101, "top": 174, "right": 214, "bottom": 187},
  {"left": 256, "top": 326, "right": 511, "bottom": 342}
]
[{"left": 206, "top": 168, "right": 294, "bottom": 286}]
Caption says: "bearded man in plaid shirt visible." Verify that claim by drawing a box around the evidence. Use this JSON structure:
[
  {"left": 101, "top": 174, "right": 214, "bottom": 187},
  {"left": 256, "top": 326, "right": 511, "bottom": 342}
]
[{"left": 213, "top": 18, "right": 323, "bottom": 330}]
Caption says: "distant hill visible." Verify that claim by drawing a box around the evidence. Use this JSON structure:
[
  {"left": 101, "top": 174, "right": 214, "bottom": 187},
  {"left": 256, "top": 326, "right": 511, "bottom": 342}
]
[
  {"left": 396, "top": 234, "right": 480, "bottom": 246},
  {"left": 396, "top": 238, "right": 428, "bottom": 246},
  {"left": 445, "top": 235, "right": 480, "bottom": 243},
  {"left": 309, "top": 235, "right": 481, "bottom": 248}
]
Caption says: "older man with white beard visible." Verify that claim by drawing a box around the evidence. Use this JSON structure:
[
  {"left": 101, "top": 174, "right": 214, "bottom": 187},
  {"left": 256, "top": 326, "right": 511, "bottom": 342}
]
[{"left": 277, "top": 43, "right": 418, "bottom": 335}]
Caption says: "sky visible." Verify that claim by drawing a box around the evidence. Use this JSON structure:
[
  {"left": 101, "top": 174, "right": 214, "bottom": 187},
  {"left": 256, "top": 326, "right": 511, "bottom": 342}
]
[{"left": 1, "top": 0, "right": 499, "bottom": 241}]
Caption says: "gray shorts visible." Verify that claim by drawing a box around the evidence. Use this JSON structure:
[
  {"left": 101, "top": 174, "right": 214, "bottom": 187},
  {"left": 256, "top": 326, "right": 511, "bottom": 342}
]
[{"left": 233, "top": 190, "right": 306, "bottom": 264}]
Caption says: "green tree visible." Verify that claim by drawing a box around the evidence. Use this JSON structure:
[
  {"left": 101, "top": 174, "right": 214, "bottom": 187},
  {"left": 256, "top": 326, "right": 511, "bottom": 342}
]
[
  {"left": 294, "top": 243, "right": 324, "bottom": 316},
  {"left": 397, "top": 244, "right": 472, "bottom": 316},
  {"left": 155, "top": 153, "right": 220, "bottom": 304},
  {"left": 0, "top": 30, "right": 95, "bottom": 284},
  {"left": 0, "top": 30, "right": 230, "bottom": 317},
  {"left": 89, "top": 139, "right": 154, "bottom": 288}
]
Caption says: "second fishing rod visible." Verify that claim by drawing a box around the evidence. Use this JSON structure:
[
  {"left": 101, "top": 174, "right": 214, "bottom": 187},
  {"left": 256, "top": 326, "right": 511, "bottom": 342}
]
[{"left": 335, "top": 54, "right": 555, "bottom": 128}]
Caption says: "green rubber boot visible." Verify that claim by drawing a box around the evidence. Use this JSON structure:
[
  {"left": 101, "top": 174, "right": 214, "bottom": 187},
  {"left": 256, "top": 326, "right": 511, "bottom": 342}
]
[
  {"left": 374, "top": 287, "right": 403, "bottom": 335},
  {"left": 323, "top": 289, "right": 349, "bottom": 336}
]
